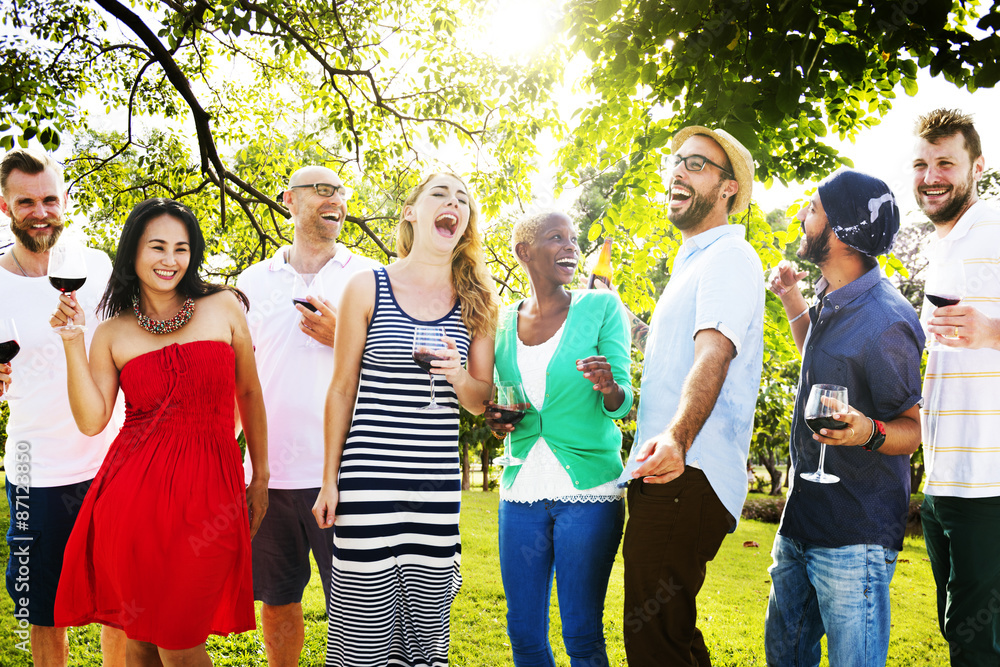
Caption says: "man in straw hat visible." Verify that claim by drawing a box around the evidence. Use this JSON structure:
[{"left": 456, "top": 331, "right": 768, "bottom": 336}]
[
  {"left": 765, "top": 170, "right": 923, "bottom": 666},
  {"left": 619, "top": 126, "right": 764, "bottom": 665}
]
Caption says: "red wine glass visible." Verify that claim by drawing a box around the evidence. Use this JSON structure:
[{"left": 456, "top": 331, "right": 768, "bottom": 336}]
[
  {"left": 492, "top": 382, "right": 527, "bottom": 467},
  {"left": 412, "top": 326, "right": 448, "bottom": 411},
  {"left": 48, "top": 242, "right": 88, "bottom": 333},
  {"left": 924, "top": 258, "right": 966, "bottom": 351},
  {"left": 0, "top": 318, "right": 19, "bottom": 402},
  {"left": 801, "top": 384, "right": 847, "bottom": 484}
]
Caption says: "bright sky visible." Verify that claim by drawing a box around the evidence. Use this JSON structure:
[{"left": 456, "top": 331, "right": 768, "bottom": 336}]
[
  {"left": 473, "top": 0, "right": 1000, "bottom": 229},
  {"left": 4, "top": 1, "right": 998, "bottom": 243},
  {"left": 754, "top": 71, "right": 1000, "bottom": 220}
]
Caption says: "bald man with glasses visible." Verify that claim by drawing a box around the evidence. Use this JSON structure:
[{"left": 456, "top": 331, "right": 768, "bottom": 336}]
[{"left": 237, "top": 166, "right": 380, "bottom": 666}]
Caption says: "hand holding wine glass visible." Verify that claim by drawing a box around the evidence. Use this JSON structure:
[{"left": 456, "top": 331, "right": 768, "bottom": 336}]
[
  {"left": 48, "top": 241, "right": 88, "bottom": 333},
  {"left": 490, "top": 382, "right": 528, "bottom": 467},
  {"left": 293, "top": 281, "right": 334, "bottom": 348},
  {"left": 801, "top": 384, "right": 848, "bottom": 484},
  {"left": 412, "top": 326, "right": 449, "bottom": 411},
  {"left": 924, "top": 258, "right": 966, "bottom": 350},
  {"left": 0, "top": 319, "right": 19, "bottom": 401},
  {"left": 50, "top": 293, "right": 87, "bottom": 340}
]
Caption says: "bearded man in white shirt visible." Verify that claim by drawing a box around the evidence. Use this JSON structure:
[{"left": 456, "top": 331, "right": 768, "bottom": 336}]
[
  {"left": 914, "top": 108, "right": 1000, "bottom": 666},
  {"left": 0, "top": 149, "right": 125, "bottom": 666}
]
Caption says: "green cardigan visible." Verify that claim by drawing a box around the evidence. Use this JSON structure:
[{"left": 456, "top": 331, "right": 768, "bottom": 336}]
[{"left": 494, "top": 290, "right": 634, "bottom": 491}]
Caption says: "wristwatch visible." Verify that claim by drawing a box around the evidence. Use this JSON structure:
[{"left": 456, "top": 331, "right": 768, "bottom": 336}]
[{"left": 862, "top": 418, "right": 887, "bottom": 452}]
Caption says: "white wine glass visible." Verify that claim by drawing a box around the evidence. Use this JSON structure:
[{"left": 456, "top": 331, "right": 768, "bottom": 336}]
[
  {"left": 292, "top": 279, "right": 325, "bottom": 348},
  {"left": 412, "top": 326, "right": 448, "bottom": 411},
  {"left": 924, "top": 258, "right": 966, "bottom": 352},
  {"left": 491, "top": 382, "right": 528, "bottom": 467},
  {"left": 801, "top": 383, "right": 848, "bottom": 484},
  {"left": 48, "top": 242, "right": 88, "bottom": 333}
]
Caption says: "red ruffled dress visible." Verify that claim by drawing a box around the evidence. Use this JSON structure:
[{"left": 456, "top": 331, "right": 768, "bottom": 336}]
[{"left": 55, "top": 340, "right": 254, "bottom": 649}]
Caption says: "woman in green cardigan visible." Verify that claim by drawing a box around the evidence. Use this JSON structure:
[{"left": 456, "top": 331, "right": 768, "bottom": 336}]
[{"left": 486, "top": 210, "right": 633, "bottom": 667}]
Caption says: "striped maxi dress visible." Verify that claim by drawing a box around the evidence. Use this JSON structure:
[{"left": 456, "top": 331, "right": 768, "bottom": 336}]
[{"left": 327, "top": 266, "right": 469, "bottom": 667}]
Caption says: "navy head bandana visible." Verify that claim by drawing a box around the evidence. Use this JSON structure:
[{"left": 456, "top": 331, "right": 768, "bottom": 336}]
[{"left": 817, "top": 170, "right": 900, "bottom": 257}]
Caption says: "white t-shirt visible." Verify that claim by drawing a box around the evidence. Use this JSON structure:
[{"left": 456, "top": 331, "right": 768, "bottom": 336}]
[
  {"left": 237, "top": 244, "right": 381, "bottom": 488},
  {"left": 922, "top": 200, "right": 1000, "bottom": 498},
  {"left": 1, "top": 246, "right": 116, "bottom": 487}
]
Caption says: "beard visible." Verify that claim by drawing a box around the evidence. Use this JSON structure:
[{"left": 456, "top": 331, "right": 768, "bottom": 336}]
[
  {"left": 668, "top": 178, "right": 725, "bottom": 231},
  {"left": 9, "top": 213, "right": 64, "bottom": 253},
  {"left": 797, "top": 222, "right": 832, "bottom": 266},
  {"left": 916, "top": 167, "right": 975, "bottom": 224}
]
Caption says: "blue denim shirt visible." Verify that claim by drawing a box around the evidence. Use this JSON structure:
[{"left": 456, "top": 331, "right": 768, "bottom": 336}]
[
  {"left": 779, "top": 267, "right": 924, "bottom": 551},
  {"left": 624, "top": 225, "right": 765, "bottom": 527}
]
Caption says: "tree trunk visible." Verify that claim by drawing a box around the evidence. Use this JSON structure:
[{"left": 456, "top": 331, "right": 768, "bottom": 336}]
[
  {"left": 462, "top": 441, "right": 470, "bottom": 491},
  {"left": 910, "top": 462, "right": 924, "bottom": 493},
  {"left": 762, "top": 448, "right": 784, "bottom": 496},
  {"left": 481, "top": 445, "right": 491, "bottom": 492}
]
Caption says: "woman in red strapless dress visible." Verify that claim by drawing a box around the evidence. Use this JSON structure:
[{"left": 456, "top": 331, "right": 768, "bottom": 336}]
[{"left": 50, "top": 198, "right": 269, "bottom": 665}]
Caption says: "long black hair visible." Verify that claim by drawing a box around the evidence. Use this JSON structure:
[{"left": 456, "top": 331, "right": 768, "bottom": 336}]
[{"left": 97, "top": 198, "right": 249, "bottom": 319}]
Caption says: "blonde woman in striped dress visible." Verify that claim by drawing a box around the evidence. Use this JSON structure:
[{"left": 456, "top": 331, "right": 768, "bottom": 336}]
[{"left": 312, "top": 173, "right": 497, "bottom": 666}]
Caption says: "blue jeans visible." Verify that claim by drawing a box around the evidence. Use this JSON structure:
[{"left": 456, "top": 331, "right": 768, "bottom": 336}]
[
  {"left": 765, "top": 533, "right": 898, "bottom": 667},
  {"left": 498, "top": 498, "right": 624, "bottom": 667}
]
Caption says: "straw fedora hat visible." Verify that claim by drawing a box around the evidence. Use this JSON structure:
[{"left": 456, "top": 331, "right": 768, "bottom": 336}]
[{"left": 671, "top": 126, "right": 755, "bottom": 214}]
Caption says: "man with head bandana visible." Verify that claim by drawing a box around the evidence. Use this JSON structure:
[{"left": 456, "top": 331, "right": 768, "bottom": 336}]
[{"left": 764, "top": 170, "right": 924, "bottom": 667}]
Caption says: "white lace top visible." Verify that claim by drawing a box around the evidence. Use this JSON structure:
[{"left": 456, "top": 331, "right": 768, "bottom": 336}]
[{"left": 500, "top": 320, "right": 624, "bottom": 504}]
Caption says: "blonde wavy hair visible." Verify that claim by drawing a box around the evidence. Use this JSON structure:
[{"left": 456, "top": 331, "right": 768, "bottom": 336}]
[{"left": 396, "top": 173, "right": 499, "bottom": 339}]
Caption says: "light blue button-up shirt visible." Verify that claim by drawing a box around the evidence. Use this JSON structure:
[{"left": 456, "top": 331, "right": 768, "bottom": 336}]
[{"left": 621, "top": 224, "right": 765, "bottom": 527}]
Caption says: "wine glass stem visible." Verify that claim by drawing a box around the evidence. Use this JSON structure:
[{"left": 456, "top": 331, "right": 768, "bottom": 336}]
[
  {"left": 428, "top": 374, "right": 436, "bottom": 405},
  {"left": 817, "top": 443, "right": 828, "bottom": 474}
]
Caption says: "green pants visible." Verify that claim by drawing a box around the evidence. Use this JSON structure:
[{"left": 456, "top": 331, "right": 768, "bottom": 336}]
[{"left": 923, "top": 494, "right": 1000, "bottom": 667}]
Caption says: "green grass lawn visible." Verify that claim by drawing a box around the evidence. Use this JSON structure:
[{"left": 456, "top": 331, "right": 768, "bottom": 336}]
[{"left": 0, "top": 489, "right": 947, "bottom": 665}]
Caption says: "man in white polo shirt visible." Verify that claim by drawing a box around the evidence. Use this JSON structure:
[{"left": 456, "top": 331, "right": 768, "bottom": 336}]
[
  {"left": 0, "top": 148, "right": 125, "bottom": 665},
  {"left": 237, "top": 165, "right": 379, "bottom": 666},
  {"left": 914, "top": 108, "right": 1000, "bottom": 666}
]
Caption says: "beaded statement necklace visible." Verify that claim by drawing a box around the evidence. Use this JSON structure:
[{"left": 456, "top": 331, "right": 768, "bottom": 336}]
[{"left": 132, "top": 293, "right": 195, "bottom": 335}]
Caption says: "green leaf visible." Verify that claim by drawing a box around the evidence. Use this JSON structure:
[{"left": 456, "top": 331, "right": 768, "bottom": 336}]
[{"left": 588, "top": 222, "right": 604, "bottom": 242}]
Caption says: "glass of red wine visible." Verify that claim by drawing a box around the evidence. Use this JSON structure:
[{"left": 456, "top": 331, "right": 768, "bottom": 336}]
[
  {"left": 0, "top": 318, "right": 19, "bottom": 402},
  {"left": 412, "top": 326, "right": 448, "bottom": 411},
  {"left": 48, "top": 242, "right": 88, "bottom": 333},
  {"left": 491, "top": 382, "right": 528, "bottom": 467},
  {"left": 924, "top": 258, "right": 966, "bottom": 351},
  {"left": 801, "top": 383, "right": 848, "bottom": 484}
]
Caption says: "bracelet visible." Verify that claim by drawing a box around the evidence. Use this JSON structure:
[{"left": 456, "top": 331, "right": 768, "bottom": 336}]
[
  {"left": 862, "top": 418, "right": 877, "bottom": 447},
  {"left": 789, "top": 308, "right": 809, "bottom": 324}
]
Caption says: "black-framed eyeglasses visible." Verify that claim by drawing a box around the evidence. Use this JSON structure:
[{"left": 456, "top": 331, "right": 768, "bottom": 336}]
[
  {"left": 669, "top": 154, "right": 734, "bottom": 177},
  {"left": 288, "top": 183, "right": 351, "bottom": 199}
]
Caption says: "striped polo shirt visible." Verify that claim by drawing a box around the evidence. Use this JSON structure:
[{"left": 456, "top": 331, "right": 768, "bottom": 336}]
[{"left": 922, "top": 200, "right": 1000, "bottom": 498}]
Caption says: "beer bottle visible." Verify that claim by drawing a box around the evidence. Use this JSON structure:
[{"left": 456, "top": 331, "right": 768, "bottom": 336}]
[{"left": 586, "top": 238, "right": 613, "bottom": 289}]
